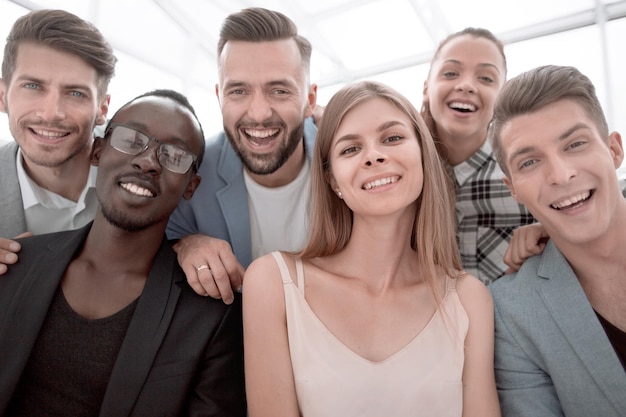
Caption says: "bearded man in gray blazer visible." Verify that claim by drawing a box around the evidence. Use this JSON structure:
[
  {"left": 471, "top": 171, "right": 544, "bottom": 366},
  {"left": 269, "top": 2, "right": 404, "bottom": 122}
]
[{"left": 488, "top": 65, "right": 626, "bottom": 417}]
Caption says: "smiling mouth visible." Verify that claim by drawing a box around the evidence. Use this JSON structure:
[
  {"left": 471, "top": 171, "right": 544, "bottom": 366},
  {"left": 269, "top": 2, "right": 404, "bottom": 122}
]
[
  {"left": 448, "top": 102, "right": 476, "bottom": 113},
  {"left": 30, "top": 128, "right": 70, "bottom": 140},
  {"left": 120, "top": 182, "right": 154, "bottom": 197},
  {"left": 243, "top": 128, "right": 280, "bottom": 146},
  {"left": 363, "top": 176, "right": 400, "bottom": 190},
  {"left": 550, "top": 190, "right": 592, "bottom": 210}
]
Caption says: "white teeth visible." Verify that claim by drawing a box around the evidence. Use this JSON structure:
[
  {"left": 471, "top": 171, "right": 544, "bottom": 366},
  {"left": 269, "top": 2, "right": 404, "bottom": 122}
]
[
  {"left": 33, "top": 129, "right": 66, "bottom": 138},
  {"left": 551, "top": 191, "right": 590, "bottom": 209},
  {"left": 121, "top": 182, "right": 154, "bottom": 197},
  {"left": 244, "top": 129, "right": 279, "bottom": 138},
  {"left": 449, "top": 102, "right": 476, "bottom": 112},
  {"left": 363, "top": 176, "right": 399, "bottom": 190}
]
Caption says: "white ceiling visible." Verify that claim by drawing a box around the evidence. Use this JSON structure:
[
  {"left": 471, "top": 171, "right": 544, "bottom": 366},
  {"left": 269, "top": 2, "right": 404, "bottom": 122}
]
[{"left": 2, "top": 0, "right": 626, "bottom": 146}]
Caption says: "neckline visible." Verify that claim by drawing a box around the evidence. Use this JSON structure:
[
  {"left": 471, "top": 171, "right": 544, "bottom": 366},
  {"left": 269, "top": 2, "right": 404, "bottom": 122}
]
[{"left": 289, "top": 280, "right": 452, "bottom": 364}]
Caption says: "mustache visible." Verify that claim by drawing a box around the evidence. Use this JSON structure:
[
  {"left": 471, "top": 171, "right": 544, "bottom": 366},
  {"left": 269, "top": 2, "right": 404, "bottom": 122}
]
[
  {"left": 20, "top": 120, "right": 77, "bottom": 133},
  {"left": 236, "top": 117, "right": 285, "bottom": 129}
]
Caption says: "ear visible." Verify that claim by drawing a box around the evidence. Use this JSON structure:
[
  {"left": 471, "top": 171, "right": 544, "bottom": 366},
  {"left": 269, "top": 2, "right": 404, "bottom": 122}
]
[
  {"left": 608, "top": 131, "right": 624, "bottom": 169},
  {"left": 96, "top": 94, "right": 110, "bottom": 125},
  {"left": 502, "top": 175, "right": 519, "bottom": 202},
  {"left": 326, "top": 172, "right": 339, "bottom": 193},
  {"left": 422, "top": 79, "right": 429, "bottom": 105},
  {"left": 90, "top": 137, "right": 105, "bottom": 166},
  {"left": 182, "top": 174, "right": 202, "bottom": 200},
  {"left": 304, "top": 83, "right": 318, "bottom": 118},
  {"left": 0, "top": 78, "right": 7, "bottom": 114},
  {"left": 215, "top": 83, "right": 222, "bottom": 107}
]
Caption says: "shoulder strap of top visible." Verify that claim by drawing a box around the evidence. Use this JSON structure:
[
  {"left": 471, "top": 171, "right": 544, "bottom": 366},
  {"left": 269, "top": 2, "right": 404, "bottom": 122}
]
[
  {"left": 271, "top": 251, "right": 293, "bottom": 284},
  {"left": 296, "top": 258, "right": 305, "bottom": 294},
  {"left": 446, "top": 275, "right": 458, "bottom": 293}
]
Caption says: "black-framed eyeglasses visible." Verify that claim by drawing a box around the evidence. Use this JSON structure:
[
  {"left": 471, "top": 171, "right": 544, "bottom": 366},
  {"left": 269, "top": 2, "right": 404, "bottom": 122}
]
[{"left": 104, "top": 123, "right": 199, "bottom": 174}]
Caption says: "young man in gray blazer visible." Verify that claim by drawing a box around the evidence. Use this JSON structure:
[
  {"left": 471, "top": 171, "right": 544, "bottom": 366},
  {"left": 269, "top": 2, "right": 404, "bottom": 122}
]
[
  {"left": 0, "top": 89, "right": 245, "bottom": 416},
  {"left": 488, "top": 65, "right": 626, "bottom": 417},
  {"left": 0, "top": 9, "right": 115, "bottom": 270}
]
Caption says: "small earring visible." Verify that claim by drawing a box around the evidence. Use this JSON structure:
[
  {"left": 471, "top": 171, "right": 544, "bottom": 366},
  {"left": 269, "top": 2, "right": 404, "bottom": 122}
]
[{"left": 337, "top": 191, "right": 343, "bottom": 199}]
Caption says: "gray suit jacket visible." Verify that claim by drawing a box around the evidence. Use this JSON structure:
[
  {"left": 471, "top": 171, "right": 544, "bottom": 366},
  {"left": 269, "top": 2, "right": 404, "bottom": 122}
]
[
  {"left": 490, "top": 241, "right": 626, "bottom": 417},
  {"left": 0, "top": 142, "right": 26, "bottom": 237},
  {"left": 0, "top": 225, "right": 246, "bottom": 416},
  {"left": 166, "top": 118, "right": 317, "bottom": 267}
]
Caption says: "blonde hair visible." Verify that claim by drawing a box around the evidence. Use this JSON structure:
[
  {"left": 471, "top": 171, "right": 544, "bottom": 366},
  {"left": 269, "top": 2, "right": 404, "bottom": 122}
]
[{"left": 299, "top": 81, "right": 462, "bottom": 298}]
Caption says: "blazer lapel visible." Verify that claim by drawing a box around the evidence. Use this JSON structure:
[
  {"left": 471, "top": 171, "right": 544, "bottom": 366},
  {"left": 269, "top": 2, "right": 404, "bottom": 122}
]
[
  {"left": 99, "top": 239, "right": 181, "bottom": 417},
  {"left": 215, "top": 139, "right": 253, "bottom": 266},
  {"left": 0, "top": 142, "right": 27, "bottom": 237},
  {"left": 537, "top": 242, "right": 626, "bottom": 414},
  {"left": 0, "top": 227, "right": 89, "bottom": 407}
]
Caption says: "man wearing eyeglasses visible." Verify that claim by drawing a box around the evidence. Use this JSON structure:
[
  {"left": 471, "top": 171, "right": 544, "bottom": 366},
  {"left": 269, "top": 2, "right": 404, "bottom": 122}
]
[
  {"left": 0, "top": 9, "right": 115, "bottom": 272},
  {"left": 0, "top": 89, "right": 246, "bottom": 416}
]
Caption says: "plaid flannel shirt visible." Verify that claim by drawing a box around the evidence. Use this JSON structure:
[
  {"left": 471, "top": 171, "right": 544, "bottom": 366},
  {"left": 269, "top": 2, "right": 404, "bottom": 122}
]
[{"left": 453, "top": 141, "right": 535, "bottom": 284}]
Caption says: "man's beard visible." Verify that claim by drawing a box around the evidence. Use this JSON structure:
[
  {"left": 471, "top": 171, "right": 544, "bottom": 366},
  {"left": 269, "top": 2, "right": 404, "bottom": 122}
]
[
  {"left": 98, "top": 197, "right": 161, "bottom": 233},
  {"left": 14, "top": 118, "right": 90, "bottom": 168},
  {"left": 224, "top": 121, "right": 305, "bottom": 175}
]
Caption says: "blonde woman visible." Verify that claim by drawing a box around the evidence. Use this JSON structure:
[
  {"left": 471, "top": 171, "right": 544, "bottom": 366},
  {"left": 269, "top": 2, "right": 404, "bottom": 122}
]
[{"left": 243, "top": 81, "right": 500, "bottom": 417}]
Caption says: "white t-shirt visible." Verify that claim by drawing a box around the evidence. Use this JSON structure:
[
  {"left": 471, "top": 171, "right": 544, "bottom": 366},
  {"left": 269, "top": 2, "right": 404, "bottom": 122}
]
[
  {"left": 17, "top": 149, "right": 98, "bottom": 235},
  {"left": 244, "top": 159, "right": 310, "bottom": 260}
]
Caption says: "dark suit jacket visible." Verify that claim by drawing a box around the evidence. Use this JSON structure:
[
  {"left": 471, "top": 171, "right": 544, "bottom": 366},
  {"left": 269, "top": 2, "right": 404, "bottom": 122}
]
[{"left": 0, "top": 225, "right": 246, "bottom": 417}]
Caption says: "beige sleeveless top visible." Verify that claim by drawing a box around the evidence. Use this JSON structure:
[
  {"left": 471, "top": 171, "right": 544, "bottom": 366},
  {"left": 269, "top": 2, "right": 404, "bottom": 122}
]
[{"left": 272, "top": 252, "right": 468, "bottom": 417}]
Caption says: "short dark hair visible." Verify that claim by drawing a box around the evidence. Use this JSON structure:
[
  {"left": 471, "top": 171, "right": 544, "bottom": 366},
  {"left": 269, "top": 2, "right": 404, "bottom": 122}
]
[
  {"left": 2, "top": 9, "right": 117, "bottom": 96},
  {"left": 489, "top": 65, "right": 608, "bottom": 177},
  {"left": 217, "top": 7, "right": 312, "bottom": 75},
  {"left": 108, "top": 89, "right": 206, "bottom": 168}
]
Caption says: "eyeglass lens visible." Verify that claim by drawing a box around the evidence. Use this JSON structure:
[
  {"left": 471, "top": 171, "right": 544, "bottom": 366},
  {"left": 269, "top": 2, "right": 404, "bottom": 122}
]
[{"left": 108, "top": 125, "right": 195, "bottom": 174}]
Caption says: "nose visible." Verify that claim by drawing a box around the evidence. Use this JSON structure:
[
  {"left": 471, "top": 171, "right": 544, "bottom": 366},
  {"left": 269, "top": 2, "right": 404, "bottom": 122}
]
[
  {"left": 247, "top": 91, "right": 273, "bottom": 122},
  {"left": 132, "top": 143, "right": 162, "bottom": 174},
  {"left": 35, "top": 91, "right": 66, "bottom": 121},
  {"left": 363, "top": 146, "right": 387, "bottom": 167},
  {"left": 455, "top": 76, "right": 476, "bottom": 94},
  {"left": 546, "top": 156, "right": 576, "bottom": 185}
]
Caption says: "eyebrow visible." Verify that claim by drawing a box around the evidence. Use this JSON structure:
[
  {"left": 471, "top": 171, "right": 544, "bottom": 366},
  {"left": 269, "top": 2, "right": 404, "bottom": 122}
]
[
  {"left": 224, "top": 79, "right": 296, "bottom": 89},
  {"left": 507, "top": 122, "right": 592, "bottom": 165},
  {"left": 443, "top": 59, "right": 502, "bottom": 74},
  {"left": 333, "top": 120, "right": 407, "bottom": 147}
]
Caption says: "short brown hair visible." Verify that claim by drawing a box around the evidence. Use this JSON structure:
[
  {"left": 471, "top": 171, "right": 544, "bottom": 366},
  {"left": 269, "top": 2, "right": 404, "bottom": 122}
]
[
  {"left": 2, "top": 9, "right": 116, "bottom": 96},
  {"left": 300, "top": 81, "right": 461, "bottom": 300},
  {"left": 489, "top": 65, "right": 608, "bottom": 177},
  {"left": 217, "top": 7, "right": 312, "bottom": 75}
]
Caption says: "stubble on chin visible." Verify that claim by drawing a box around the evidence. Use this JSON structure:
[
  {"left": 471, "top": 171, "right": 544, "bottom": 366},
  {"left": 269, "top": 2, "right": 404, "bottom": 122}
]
[
  {"left": 224, "top": 121, "right": 304, "bottom": 176},
  {"left": 19, "top": 136, "right": 92, "bottom": 168}
]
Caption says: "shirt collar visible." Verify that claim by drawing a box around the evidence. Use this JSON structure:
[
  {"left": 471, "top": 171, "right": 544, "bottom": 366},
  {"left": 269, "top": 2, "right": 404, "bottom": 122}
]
[
  {"left": 453, "top": 141, "right": 493, "bottom": 187},
  {"left": 16, "top": 147, "right": 97, "bottom": 210}
]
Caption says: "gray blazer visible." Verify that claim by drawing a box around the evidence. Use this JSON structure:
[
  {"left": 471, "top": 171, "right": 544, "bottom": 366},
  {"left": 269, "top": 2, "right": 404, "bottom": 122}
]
[
  {"left": 166, "top": 117, "right": 317, "bottom": 267},
  {"left": 0, "top": 142, "right": 26, "bottom": 237},
  {"left": 490, "top": 241, "right": 626, "bottom": 417}
]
